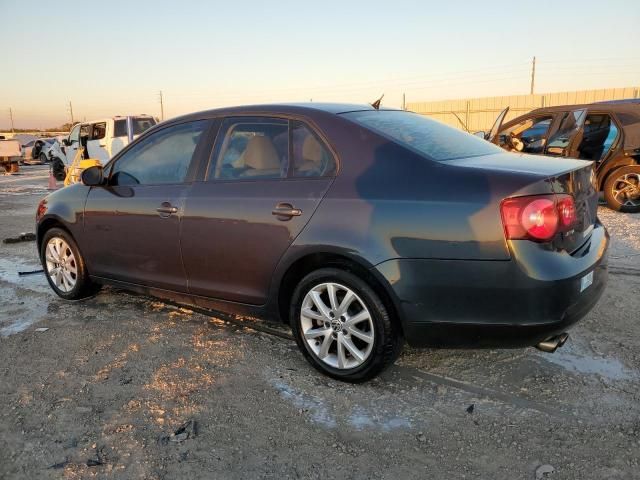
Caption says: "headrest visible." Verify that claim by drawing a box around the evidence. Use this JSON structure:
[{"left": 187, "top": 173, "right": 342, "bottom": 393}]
[
  {"left": 302, "top": 135, "right": 323, "bottom": 163},
  {"left": 243, "top": 136, "right": 280, "bottom": 170}
]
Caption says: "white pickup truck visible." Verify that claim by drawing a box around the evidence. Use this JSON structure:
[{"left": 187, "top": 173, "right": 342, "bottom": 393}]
[{"left": 61, "top": 115, "right": 157, "bottom": 165}]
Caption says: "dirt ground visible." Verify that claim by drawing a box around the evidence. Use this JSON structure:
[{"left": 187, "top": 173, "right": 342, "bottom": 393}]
[{"left": 1, "top": 165, "right": 639, "bottom": 480}]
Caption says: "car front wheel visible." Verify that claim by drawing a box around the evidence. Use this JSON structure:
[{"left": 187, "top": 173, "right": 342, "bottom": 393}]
[
  {"left": 290, "top": 268, "right": 402, "bottom": 382},
  {"left": 40, "top": 228, "right": 100, "bottom": 300},
  {"left": 604, "top": 166, "right": 640, "bottom": 213}
]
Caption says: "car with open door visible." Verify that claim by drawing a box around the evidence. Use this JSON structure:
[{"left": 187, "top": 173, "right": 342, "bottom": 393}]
[
  {"left": 35, "top": 103, "right": 608, "bottom": 382},
  {"left": 483, "top": 100, "right": 640, "bottom": 212},
  {"left": 62, "top": 115, "right": 157, "bottom": 166}
]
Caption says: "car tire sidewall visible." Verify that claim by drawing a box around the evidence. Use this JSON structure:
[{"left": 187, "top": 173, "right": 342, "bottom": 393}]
[
  {"left": 604, "top": 166, "right": 640, "bottom": 213},
  {"left": 290, "top": 268, "right": 398, "bottom": 382},
  {"left": 40, "top": 153, "right": 48, "bottom": 163},
  {"left": 40, "top": 228, "right": 90, "bottom": 300}
]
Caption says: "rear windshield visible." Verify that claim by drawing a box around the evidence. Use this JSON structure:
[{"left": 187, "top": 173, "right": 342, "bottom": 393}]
[
  {"left": 342, "top": 110, "right": 502, "bottom": 161},
  {"left": 113, "top": 117, "right": 157, "bottom": 137}
]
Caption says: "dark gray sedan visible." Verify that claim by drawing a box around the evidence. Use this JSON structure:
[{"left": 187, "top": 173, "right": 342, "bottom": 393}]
[{"left": 35, "top": 103, "right": 609, "bottom": 382}]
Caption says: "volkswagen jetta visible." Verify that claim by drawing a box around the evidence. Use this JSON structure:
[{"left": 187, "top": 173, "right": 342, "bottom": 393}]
[{"left": 36, "top": 103, "right": 609, "bottom": 382}]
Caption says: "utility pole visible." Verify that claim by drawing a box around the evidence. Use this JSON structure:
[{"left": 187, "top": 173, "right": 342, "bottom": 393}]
[
  {"left": 159, "top": 90, "right": 164, "bottom": 121},
  {"left": 68, "top": 101, "right": 75, "bottom": 124},
  {"left": 530, "top": 56, "right": 536, "bottom": 95},
  {"left": 402, "top": 93, "right": 406, "bottom": 110},
  {"left": 9, "top": 108, "right": 15, "bottom": 133}
]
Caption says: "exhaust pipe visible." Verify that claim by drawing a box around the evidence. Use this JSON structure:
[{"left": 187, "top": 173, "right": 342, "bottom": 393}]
[{"left": 535, "top": 333, "right": 569, "bottom": 353}]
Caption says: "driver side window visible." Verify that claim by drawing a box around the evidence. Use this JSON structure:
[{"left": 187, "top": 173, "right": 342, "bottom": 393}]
[{"left": 110, "top": 120, "right": 206, "bottom": 186}]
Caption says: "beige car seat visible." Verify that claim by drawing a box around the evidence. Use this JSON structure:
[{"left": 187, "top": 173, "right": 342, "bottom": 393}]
[
  {"left": 242, "top": 136, "right": 281, "bottom": 177},
  {"left": 296, "top": 135, "right": 323, "bottom": 174}
]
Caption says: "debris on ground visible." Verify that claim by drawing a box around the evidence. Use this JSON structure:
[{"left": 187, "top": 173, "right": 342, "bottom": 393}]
[
  {"left": 47, "top": 458, "right": 69, "bottom": 470},
  {"left": 535, "top": 464, "right": 555, "bottom": 479},
  {"left": 18, "top": 269, "right": 44, "bottom": 276},
  {"left": 34, "top": 327, "right": 49, "bottom": 332},
  {"left": 2, "top": 232, "right": 36, "bottom": 244},
  {"left": 160, "top": 419, "right": 197, "bottom": 445},
  {"left": 466, "top": 404, "right": 475, "bottom": 414}
]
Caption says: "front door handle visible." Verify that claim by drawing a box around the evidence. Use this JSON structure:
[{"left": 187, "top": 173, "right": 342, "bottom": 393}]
[
  {"left": 157, "top": 202, "right": 178, "bottom": 218},
  {"left": 272, "top": 203, "right": 302, "bottom": 220}
]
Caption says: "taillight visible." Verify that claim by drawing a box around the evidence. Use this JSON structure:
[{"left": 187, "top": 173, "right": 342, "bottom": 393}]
[
  {"left": 500, "top": 194, "right": 577, "bottom": 242},
  {"left": 36, "top": 198, "right": 47, "bottom": 221}
]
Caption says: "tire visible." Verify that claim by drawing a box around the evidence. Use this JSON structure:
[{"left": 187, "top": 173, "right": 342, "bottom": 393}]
[
  {"left": 290, "top": 268, "right": 403, "bottom": 383},
  {"left": 39, "top": 152, "right": 48, "bottom": 164},
  {"left": 40, "top": 227, "right": 100, "bottom": 300},
  {"left": 603, "top": 166, "right": 640, "bottom": 213}
]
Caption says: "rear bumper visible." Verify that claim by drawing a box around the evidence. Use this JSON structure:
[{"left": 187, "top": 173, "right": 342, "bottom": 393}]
[{"left": 374, "top": 221, "right": 609, "bottom": 348}]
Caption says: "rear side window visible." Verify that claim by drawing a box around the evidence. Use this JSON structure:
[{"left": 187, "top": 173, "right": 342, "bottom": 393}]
[
  {"left": 342, "top": 110, "right": 502, "bottom": 161},
  {"left": 208, "top": 117, "right": 288, "bottom": 181},
  {"left": 110, "top": 120, "right": 206, "bottom": 186},
  {"left": 291, "top": 121, "right": 336, "bottom": 177},
  {"left": 113, "top": 118, "right": 157, "bottom": 137}
]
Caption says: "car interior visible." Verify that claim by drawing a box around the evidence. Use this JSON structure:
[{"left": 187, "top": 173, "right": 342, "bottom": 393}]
[
  {"left": 498, "top": 116, "right": 553, "bottom": 153},
  {"left": 577, "top": 114, "right": 619, "bottom": 161},
  {"left": 215, "top": 122, "right": 288, "bottom": 180}
]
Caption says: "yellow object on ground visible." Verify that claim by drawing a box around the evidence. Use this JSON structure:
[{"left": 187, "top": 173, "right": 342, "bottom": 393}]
[{"left": 64, "top": 148, "right": 102, "bottom": 186}]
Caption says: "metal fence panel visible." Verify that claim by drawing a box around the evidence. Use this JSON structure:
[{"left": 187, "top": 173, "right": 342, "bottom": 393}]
[{"left": 407, "top": 86, "right": 640, "bottom": 132}]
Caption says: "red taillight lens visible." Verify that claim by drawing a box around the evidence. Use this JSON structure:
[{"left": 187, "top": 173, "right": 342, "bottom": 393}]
[
  {"left": 556, "top": 196, "right": 577, "bottom": 227},
  {"left": 500, "top": 194, "right": 576, "bottom": 242},
  {"left": 36, "top": 198, "right": 47, "bottom": 221}
]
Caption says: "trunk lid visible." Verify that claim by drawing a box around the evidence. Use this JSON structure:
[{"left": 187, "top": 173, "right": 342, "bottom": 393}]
[
  {"left": 550, "top": 161, "right": 598, "bottom": 253},
  {"left": 448, "top": 152, "right": 598, "bottom": 253}
]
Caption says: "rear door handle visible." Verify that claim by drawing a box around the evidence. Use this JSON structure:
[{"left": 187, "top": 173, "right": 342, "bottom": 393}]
[
  {"left": 272, "top": 203, "right": 302, "bottom": 220},
  {"left": 157, "top": 202, "right": 178, "bottom": 217}
]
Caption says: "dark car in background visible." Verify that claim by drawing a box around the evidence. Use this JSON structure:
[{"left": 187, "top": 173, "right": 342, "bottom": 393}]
[
  {"left": 35, "top": 103, "right": 609, "bottom": 382},
  {"left": 484, "top": 100, "right": 640, "bottom": 212}
]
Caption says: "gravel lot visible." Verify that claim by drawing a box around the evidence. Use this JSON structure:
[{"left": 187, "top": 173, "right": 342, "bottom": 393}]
[{"left": 1, "top": 165, "right": 639, "bottom": 479}]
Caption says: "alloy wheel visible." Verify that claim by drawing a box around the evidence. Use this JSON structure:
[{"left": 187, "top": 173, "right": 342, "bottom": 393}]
[
  {"left": 300, "top": 282, "right": 375, "bottom": 370},
  {"left": 45, "top": 237, "right": 78, "bottom": 293},
  {"left": 612, "top": 172, "right": 640, "bottom": 207}
]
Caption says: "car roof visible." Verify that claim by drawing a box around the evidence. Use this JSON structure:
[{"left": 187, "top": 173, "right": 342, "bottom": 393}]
[
  {"left": 164, "top": 102, "right": 395, "bottom": 124},
  {"left": 529, "top": 99, "right": 640, "bottom": 115},
  {"left": 74, "top": 115, "right": 155, "bottom": 126}
]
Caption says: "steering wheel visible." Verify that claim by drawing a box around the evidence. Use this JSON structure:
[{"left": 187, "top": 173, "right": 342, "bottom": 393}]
[{"left": 506, "top": 133, "right": 524, "bottom": 152}]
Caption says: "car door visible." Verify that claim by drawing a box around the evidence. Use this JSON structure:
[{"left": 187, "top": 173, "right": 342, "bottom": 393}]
[
  {"left": 544, "top": 108, "right": 587, "bottom": 157},
  {"left": 64, "top": 124, "right": 81, "bottom": 165},
  {"left": 180, "top": 117, "right": 337, "bottom": 305},
  {"left": 86, "top": 121, "right": 110, "bottom": 164},
  {"left": 82, "top": 119, "right": 209, "bottom": 291},
  {"left": 487, "top": 107, "right": 509, "bottom": 143}
]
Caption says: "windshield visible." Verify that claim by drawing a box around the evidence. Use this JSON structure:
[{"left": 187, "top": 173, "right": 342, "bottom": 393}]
[{"left": 342, "top": 110, "right": 502, "bottom": 161}]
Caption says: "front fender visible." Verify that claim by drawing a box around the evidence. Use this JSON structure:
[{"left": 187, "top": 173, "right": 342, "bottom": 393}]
[{"left": 36, "top": 183, "right": 89, "bottom": 248}]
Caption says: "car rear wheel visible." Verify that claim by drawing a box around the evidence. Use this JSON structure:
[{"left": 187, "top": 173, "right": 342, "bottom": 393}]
[
  {"left": 39, "top": 152, "right": 48, "bottom": 163},
  {"left": 40, "top": 228, "right": 100, "bottom": 300},
  {"left": 604, "top": 166, "right": 640, "bottom": 213},
  {"left": 290, "top": 268, "right": 402, "bottom": 382}
]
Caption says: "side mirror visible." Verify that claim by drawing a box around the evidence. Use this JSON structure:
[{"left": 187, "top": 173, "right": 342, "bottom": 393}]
[
  {"left": 81, "top": 165, "right": 104, "bottom": 186},
  {"left": 474, "top": 131, "right": 486, "bottom": 139}
]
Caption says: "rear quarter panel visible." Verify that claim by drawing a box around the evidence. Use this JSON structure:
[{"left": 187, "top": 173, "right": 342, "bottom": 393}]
[{"left": 290, "top": 117, "right": 553, "bottom": 265}]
